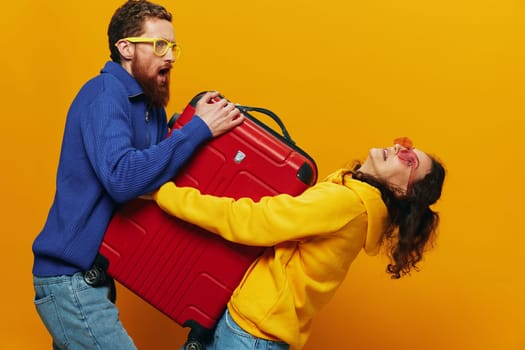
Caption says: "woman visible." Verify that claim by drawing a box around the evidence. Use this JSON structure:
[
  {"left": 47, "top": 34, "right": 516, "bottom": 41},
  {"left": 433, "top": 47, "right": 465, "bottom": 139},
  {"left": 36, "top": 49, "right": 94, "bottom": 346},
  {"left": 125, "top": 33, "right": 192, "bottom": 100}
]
[{"left": 152, "top": 137, "right": 446, "bottom": 350}]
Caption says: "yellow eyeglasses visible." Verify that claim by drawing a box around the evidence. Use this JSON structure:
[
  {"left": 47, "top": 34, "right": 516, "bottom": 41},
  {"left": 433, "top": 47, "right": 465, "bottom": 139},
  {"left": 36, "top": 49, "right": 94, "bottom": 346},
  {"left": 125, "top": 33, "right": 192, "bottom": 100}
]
[{"left": 120, "top": 37, "right": 181, "bottom": 59}]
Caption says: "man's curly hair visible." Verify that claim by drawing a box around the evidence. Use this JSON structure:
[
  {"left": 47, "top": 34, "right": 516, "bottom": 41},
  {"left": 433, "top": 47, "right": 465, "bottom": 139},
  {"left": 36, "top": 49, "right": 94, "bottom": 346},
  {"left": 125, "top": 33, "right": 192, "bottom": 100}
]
[{"left": 108, "top": 0, "right": 172, "bottom": 63}]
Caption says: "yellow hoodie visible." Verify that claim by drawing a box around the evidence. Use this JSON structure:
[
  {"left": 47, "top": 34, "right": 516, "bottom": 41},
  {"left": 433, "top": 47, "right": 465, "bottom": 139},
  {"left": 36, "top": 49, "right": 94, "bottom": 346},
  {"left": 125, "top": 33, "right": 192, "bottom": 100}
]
[{"left": 153, "top": 169, "right": 388, "bottom": 349}]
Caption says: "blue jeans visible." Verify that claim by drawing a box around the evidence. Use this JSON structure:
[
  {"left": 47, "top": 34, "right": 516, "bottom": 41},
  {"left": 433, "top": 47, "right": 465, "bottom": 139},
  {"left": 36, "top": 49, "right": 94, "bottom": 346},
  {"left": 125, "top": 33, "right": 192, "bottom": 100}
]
[
  {"left": 191, "top": 308, "right": 289, "bottom": 350},
  {"left": 33, "top": 273, "right": 136, "bottom": 350}
]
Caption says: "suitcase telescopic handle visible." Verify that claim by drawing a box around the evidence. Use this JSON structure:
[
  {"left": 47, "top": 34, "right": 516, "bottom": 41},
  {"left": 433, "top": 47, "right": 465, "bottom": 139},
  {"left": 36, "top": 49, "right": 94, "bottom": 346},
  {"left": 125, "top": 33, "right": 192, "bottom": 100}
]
[{"left": 236, "top": 105, "right": 295, "bottom": 144}]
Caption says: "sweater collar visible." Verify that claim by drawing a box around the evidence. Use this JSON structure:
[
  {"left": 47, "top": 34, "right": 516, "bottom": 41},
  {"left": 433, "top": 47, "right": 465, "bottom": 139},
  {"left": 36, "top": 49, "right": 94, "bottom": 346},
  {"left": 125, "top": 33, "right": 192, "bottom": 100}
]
[{"left": 100, "top": 61, "right": 144, "bottom": 98}]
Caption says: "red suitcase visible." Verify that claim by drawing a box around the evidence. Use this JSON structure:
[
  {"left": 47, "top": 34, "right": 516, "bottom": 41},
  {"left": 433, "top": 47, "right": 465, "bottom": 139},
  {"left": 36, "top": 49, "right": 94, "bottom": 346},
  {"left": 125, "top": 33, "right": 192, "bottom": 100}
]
[{"left": 99, "top": 92, "right": 317, "bottom": 344}]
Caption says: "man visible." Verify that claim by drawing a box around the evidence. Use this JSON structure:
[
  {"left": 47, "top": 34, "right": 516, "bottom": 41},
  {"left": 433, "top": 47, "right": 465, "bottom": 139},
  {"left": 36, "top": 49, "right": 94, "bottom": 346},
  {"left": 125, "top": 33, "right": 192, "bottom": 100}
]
[{"left": 32, "top": 1, "right": 243, "bottom": 349}]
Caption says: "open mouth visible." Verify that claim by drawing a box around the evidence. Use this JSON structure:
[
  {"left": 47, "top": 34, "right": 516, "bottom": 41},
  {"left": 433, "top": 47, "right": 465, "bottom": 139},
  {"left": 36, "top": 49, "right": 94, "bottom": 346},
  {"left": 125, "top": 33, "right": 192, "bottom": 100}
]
[
  {"left": 158, "top": 67, "right": 171, "bottom": 85},
  {"left": 159, "top": 67, "right": 171, "bottom": 77}
]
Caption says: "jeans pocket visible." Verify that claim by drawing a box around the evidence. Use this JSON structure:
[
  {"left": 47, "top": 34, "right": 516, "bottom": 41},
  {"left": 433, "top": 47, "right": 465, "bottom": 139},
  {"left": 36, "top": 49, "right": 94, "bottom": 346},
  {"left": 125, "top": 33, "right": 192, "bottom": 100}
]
[
  {"left": 34, "top": 292, "right": 68, "bottom": 348},
  {"left": 224, "top": 310, "right": 254, "bottom": 338},
  {"left": 222, "top": 310, "right": 289, "bottom": 350}
]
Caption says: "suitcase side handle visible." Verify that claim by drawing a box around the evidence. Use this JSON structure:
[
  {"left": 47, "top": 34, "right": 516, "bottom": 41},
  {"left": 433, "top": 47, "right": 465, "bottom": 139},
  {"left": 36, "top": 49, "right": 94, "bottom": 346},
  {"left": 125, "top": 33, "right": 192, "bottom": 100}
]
[
  {"left": 181, "top": 91, "right": 318, "bottom": 184},
  {"left": 236, "top": 105, "right": 294, "bottom": 144},
  {"left": 236, "top": 104, "right": 318, "bottom": 185},
  {"left": 186, "top": 91, "right": 294, "bottom": 143}
]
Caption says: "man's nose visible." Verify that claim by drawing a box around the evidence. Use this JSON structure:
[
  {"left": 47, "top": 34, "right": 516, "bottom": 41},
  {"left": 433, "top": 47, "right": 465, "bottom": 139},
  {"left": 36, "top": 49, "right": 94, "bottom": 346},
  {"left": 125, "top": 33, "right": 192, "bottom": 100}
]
[{"left": 164, "top": 49, "right": 176, "bottom": 63}]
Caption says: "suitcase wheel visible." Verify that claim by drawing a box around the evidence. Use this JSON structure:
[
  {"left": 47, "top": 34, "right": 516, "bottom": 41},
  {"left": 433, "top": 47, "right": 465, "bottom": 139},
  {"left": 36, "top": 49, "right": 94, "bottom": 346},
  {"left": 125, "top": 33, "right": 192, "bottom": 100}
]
[{"left": 184, "top": 340, "right": 204, "bottom": 350}]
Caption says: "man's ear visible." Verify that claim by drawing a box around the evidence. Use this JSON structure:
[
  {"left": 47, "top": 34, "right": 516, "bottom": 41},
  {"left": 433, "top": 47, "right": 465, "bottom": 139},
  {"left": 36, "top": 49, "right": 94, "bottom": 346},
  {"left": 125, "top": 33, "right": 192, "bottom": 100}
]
[{"left": 115, "top": 40, "right": 134, "bottom": 61}]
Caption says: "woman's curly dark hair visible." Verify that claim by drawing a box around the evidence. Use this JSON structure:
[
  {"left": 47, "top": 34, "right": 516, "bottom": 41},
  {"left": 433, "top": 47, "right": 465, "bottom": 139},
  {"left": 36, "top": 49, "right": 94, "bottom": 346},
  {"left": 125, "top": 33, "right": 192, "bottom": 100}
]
[
  {"left": 108, "top": 0, "right": 172, "bottom": 63},
  {"left": 346, "top": 156, "right": 445, "bottom": 279}
]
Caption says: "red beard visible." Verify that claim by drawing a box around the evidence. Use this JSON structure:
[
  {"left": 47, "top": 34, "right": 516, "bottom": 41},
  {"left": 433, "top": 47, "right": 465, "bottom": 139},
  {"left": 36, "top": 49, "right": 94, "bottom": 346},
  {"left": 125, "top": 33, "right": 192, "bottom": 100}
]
[{"left": 131, "top": 58, "right": 170, "bottom": 108}]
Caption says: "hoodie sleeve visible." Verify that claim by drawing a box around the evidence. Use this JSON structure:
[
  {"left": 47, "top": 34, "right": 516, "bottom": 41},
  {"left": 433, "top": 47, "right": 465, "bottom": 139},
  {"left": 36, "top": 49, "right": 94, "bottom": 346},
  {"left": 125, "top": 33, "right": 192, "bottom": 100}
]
[{"left": 152, "top": 181, "right": 366, "bottom": 246}]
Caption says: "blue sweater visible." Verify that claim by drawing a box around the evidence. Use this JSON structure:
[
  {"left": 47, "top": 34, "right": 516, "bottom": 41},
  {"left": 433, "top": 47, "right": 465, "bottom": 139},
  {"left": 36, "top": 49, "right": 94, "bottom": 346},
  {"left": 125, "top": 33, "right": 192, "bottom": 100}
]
[{"left": 32, "top": 61, "right": 211, "bottom": 276}]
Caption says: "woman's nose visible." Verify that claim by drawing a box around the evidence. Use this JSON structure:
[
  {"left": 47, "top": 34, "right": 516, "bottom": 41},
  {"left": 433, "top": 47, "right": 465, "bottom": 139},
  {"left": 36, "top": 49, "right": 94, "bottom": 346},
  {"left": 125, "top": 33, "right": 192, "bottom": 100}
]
[{"left": 393, "top": 143, "right": 409, "bottom": 154}]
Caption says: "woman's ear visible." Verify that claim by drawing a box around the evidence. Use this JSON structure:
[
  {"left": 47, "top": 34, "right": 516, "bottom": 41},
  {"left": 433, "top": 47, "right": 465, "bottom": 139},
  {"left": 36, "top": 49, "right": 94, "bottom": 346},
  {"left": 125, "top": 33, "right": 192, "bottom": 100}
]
[{"left": 114, "top": 40, "right": 134, "bottom": 61}]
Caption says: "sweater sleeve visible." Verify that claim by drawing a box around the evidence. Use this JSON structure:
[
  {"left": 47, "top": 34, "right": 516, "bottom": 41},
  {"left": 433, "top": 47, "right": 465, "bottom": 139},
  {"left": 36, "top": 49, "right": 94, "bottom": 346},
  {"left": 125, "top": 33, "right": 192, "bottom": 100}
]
[
  {"left": 152, "top": 181, "right": 365, "bottom": 246},
  {"left": 81, "top": 95, "right": 211, "bottom": 203}
]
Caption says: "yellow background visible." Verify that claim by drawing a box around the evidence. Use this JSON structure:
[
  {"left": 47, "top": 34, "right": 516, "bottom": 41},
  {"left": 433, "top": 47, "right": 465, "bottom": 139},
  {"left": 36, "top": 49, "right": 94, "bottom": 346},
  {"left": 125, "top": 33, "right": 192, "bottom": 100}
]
[{"left": 1, "top": 0, "right": 524, "bottom": 349}]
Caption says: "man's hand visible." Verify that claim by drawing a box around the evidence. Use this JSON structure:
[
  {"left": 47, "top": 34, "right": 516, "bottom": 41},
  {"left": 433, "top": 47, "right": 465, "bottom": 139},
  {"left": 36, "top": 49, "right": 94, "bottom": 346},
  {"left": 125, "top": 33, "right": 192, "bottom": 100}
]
[{"left": 194, "top": 91, "right": 245, "bottom": 137}]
